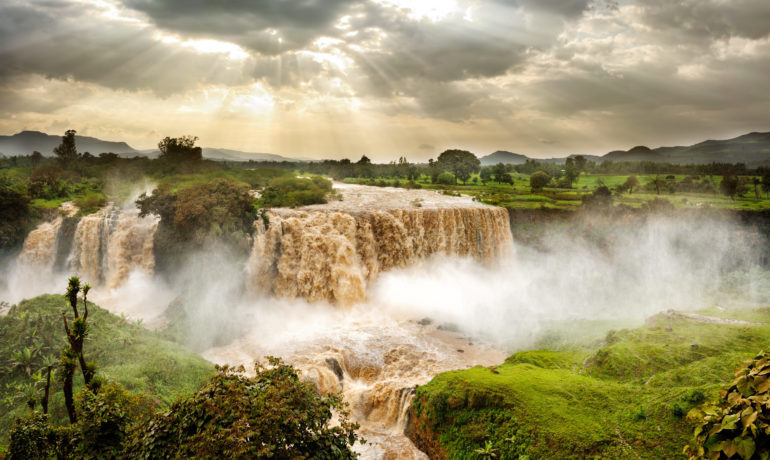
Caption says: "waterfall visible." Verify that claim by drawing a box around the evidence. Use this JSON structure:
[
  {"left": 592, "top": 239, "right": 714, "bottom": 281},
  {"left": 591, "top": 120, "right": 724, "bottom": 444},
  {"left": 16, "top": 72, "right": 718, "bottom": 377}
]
[
  {"left": 70, "top": 207, "right": 158, "bottom": 288},
  {"left": 16, "top": 203, "right": 158, "bottom": 290},
  {"left": 247, "top": 206, "right": 512, "bottom": 304}
]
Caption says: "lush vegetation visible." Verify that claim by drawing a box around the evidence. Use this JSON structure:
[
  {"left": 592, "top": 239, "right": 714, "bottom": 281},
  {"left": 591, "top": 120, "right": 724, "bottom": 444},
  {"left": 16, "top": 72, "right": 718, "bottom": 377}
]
[
  {"left": 408, "top": 307, "right": 770, "bottom": 459},
  {"left": 0, "top": 294, "right": 214, "bottom": 442},
  {"left": 2, "top": 288, "right": 361, "bottom": 458},
  {"left": 0, "top": 130, "right": 333, "bottom": 255},
  {"left": 684, "top": 351, "right": 770, "bottom": 459}
]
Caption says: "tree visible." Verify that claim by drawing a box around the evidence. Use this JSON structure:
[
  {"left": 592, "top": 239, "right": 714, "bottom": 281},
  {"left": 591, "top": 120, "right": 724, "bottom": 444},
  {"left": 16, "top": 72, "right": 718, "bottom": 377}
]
[
  {"left": 720, "top": 174, "right": 747, "bottom": 200},
  {"left": 648, "top": 176, "right": 665, "bottom": 195},
  {"left": 623, "top": 175, "right": 640, "bottom": 194},
  {"left": 563, "top": 158, "right": 579, "bottom": 187},
  {"left": 530, "top": 170, "right": 550, "bottom": 191},
  {"left": 574, "top": 155, "right": 587, "bottom": 172},
  {"left": 493, "top": 163, "right": 513, "bottom": 184},
  {"left": 127, "top": 359, "right": 361, "bottom": 459},
  {"left": 53, "top": 130, "right": 78, "bottom": 166},
  {"left": 158, "top": 135, "right": 202, "bottom": 162},
  {"left": 30, "top": 151, "right": 43, "bottom": 166},
  {"left": 60, "top": 277, "right": 96, "bottom": 424},
  {"left": 436, "top": 149, "right": 481, "bottom": 185},
  {"left": 479, "top": 166, "right": 492, "bottom": 185}
]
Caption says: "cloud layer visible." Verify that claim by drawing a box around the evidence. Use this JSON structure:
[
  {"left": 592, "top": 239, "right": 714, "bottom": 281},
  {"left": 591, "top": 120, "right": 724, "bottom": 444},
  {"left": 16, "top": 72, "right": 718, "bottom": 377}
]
[{"left": 0, "top": 0, "right": 768, "bottom": 159}]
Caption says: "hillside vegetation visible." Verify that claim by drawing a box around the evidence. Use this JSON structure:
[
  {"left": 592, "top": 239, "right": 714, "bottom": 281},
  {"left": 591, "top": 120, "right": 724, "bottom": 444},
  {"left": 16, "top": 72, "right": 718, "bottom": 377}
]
[
  {"left": 407, "top": 308, "right": 770, "bottom": 459},
  {"left": 0, "top": 294, "right": 214, "bottom": 441}
]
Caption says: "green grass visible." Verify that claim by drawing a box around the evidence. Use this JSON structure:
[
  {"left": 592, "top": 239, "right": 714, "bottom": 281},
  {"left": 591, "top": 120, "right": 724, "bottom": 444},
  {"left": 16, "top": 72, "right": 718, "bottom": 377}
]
[
  {"left": 408, "top": 307, "right": 770, "bottom": 459},
  {"left": 342, "top": 173, "right": 770, "bottom": 212},
  {"left": 0, "top": 294, "right": 215, "bottom": 442}
]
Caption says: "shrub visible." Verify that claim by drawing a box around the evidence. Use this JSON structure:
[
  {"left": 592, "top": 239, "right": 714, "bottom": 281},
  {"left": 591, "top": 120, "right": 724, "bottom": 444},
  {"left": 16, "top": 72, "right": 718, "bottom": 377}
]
[
  {"left": 261, "top": 176, "right": 331, "bottom": 207},
  {"left": 684, "top": 351, "right": 770, "bottom": 459},
  {"left": 437, "top": 172, "right": 455, "bottom": 185},
  {"left": 529, "top": 171, "right": 550, "bottom": 191}
]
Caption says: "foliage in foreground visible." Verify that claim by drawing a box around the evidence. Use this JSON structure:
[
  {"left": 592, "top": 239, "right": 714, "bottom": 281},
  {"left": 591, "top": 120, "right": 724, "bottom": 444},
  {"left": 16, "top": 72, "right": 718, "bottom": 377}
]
[
  {"left": 0, "top": 295, "right": 213, "bottom": 440},
  {"left": 129, "top": 360, "right": 360, "bottom": 459},
  {"left": 685, "top": 351, "right": 770, "bottom": 460},
  {"left": 8, "top": 361, "right": 360, "bottom": 459}
]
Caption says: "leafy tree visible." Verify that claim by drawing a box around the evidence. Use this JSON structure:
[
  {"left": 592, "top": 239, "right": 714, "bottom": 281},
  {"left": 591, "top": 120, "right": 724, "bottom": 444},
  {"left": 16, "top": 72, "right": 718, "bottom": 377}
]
[
  {"left": 762, "top": 173, "right": 770, "bottom": 198},
  {"left": 0, "top": 176, "right": 30, "bottom": 251},
  {"left": 127, "top": 359, "right": 361, "bottom": 459},
  {"left": 574, "top": 155, "right": 587, "bottom": 172},
  {"left": 30, "top": 151, "right": 43, "bottom": 166},
  {"left": 158, "top": 135, "right": 202, "bottom": 163},
  {"left": 53, "top": 130, "right": 78, "bottom": 166},
  {"left": 479, "top": 166, "right": 492, "bottom": 185},
  {"left": 623, "top": 175, "right": 640, "bottom": 194},
  {"left": 492, "top": 163, "right": 513, "bottom": 184},
  {"left": 529, "top": 171, "right": 550, "bottom": 191},
  {"left": 720, "top": 175, "right": 748, "bottom": 200},
  {"left": 437, "top": 149, "right": 480, "bottom": 185},
  {"left": 563, "top": 158, "right": 579, "bottom": 187},
  {"left": 648, "top": 176, "right": 666, "bottom": 195}
]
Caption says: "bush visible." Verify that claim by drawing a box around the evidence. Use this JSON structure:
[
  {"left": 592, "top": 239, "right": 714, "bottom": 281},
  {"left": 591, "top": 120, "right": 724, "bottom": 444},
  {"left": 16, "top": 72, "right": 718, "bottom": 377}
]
[
  {"left": 73, "top": 192, "right": 107, "bottom": 214},
  {"left": 437, "top": 172, "right": 455, "bottom": 185},
  {"left": 261, "top": 176, "right": 330, "bottom": 207},
  {"left": 684, "top": 351, "right": 770, "bottom": 459},
  {"left": 529, "top": 171, "right": 550, "bottom": 191}
]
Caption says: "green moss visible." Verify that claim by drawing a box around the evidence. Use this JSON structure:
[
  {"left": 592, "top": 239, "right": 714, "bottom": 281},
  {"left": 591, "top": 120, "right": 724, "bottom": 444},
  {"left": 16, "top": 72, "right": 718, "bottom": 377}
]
[
  {"left": 0, "top": 294, "right": 215, "bottom": 441},
  {"left": 410, "top": 307, "right": 770, "bottom": 459}
]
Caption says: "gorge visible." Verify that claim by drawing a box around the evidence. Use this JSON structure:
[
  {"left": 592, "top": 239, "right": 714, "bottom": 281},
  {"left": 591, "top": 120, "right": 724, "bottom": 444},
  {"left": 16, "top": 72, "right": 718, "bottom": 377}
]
[{"left": 2, "top": 182, "right": 767, "bottom": 458}]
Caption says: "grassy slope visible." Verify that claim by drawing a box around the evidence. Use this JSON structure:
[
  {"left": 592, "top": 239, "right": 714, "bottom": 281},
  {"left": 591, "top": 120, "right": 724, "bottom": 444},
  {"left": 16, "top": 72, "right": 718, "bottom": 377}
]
[
  {"left": 407, "top": 308, "right": 770, "bottom": 459},
  {"left": 0, "top": 294, "right": 215, "bottom": 441}
]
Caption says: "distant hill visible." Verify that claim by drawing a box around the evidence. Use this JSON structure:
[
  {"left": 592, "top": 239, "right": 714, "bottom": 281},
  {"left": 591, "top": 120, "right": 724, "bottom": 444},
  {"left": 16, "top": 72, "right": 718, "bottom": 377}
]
[
  {"left": 201, "top": 147, "right": 306, "bottom": 162},
  {"left": 0, "top": 130, "right": 311, "bottom": 162},
  {"left": 601, "top": 132, "right": 770, "bottom": 165},
  {"left": 480, "top": 150, "right": 529, "bottom": 166},
  {"left": 603, "top": 145, "right": 666, "bottom": 162},
  {"left": 0, "top": 131, "right": 136, "bottom": 157}
]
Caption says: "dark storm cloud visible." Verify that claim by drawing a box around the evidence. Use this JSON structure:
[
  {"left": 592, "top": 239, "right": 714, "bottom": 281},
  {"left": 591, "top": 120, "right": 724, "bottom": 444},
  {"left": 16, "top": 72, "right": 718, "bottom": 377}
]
[
  {"left": 0, "top": 1, "right": 252, "bottom": 95},
  {"left": 501, "top": 0, "right": 591, "bottom": 17},
  {"left": 638, "top": 0, "right": 770, "bottom": 40},
  {"left": 123, "top": 0, "right": 361, "bottom": 54}
]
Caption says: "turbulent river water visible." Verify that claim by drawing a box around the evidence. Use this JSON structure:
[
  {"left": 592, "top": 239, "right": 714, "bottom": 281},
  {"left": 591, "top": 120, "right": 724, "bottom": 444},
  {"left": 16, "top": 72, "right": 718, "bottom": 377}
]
[{"left": 2, "top": 183, "right": 515, "bottom": 458}]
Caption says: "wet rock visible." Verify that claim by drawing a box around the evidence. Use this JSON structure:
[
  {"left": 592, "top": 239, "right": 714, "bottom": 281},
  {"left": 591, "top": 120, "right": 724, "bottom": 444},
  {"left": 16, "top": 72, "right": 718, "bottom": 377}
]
[{"left": 325, "top": 357, "right": 344, "bottom": 381}]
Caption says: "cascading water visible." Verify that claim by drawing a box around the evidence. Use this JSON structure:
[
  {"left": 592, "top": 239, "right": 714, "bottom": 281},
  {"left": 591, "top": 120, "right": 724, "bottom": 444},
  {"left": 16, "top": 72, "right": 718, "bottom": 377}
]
[
  {"left": 14, "top": 202, "right": 159, "bottom": 296},
  {"left": 247, "top": 184, "right": 512, "bottom": 304}
]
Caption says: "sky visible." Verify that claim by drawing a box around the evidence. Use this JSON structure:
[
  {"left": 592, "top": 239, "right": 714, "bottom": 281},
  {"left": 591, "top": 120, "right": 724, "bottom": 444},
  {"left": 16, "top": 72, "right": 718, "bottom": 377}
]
[{"left": 0, "top": 0, "right": 769, "bottom": 161}]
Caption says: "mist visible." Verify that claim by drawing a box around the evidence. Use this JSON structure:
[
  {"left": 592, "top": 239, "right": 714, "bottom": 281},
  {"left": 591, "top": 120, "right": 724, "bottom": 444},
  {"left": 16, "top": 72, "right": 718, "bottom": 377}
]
[{"left": 2, "top": 211, "right": 766, "bottom": 355}]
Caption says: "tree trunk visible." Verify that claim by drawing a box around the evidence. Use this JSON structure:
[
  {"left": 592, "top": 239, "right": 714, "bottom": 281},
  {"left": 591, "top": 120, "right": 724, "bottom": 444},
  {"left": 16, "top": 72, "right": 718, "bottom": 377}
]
[{"left": 42, "top": 365, "right": 52, "bottom": 415}]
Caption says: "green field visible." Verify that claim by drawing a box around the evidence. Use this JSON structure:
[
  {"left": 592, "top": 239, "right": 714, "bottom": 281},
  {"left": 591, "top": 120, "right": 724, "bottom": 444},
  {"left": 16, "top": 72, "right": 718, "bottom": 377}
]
[{"left": 344, "top": 173, "right": 770, "bottom": 211}]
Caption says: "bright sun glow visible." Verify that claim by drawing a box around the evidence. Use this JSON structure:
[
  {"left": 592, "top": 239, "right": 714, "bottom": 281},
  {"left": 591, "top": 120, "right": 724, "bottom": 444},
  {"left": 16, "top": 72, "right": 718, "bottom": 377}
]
[
  {"left": 154, "top": 33, "right": 249, "bottom": 60},
  {"left": 374, "top": 0, "right": 460, "bottom": 21}
]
